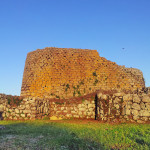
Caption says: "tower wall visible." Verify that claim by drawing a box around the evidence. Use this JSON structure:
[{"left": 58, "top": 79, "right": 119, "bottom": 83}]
[{"left": 21, "top": 47, "right": 145, "bottom": 99}]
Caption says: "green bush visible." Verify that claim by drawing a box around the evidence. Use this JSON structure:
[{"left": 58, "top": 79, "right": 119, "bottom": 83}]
[{"left": 7, "top": 96, "right": 23, "bottom": 106}]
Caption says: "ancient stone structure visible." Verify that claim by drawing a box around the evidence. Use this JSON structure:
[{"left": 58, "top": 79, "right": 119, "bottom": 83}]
[
  {"left": 0, "top": 47, "right": 149, "bottom": 123},
  {"left": 21, "top": 47, "right": 145, "bottom": 99}
]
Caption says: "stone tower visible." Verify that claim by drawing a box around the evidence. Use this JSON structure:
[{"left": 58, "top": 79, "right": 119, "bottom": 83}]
[{"left": 21, "top": 47, "right": 145, "bottom": 98}]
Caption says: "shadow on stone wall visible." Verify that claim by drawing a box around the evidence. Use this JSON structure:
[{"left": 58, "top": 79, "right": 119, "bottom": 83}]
[{"left": 0, "top": 112, "right": 3, "bottom": 120}]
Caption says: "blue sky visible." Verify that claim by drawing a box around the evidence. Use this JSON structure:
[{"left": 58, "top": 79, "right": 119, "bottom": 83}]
[{"left": 0, "top": 0, "right": 150, "bottom": 96}]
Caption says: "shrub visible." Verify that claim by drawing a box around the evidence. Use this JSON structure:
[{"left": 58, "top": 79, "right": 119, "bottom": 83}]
[
  {"left": 79, "top": 80, "right": 84, "bottom": 85},
  {"left": 6, "top": 95, "right": 23, "bottom": 106},
  {"left": 93, "top": 79, "right": 99, "bottom": 86},
  {"left": 56, "top": 95, "right": 60, "bottom": 99},
  {"left": 65, "top": 84, "right": 70, "bottom": 91},
  {"left": 93, "top": 71, "right": 97, "bottom": 77}
]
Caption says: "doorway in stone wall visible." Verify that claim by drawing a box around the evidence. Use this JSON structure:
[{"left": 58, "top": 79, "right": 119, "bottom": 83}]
[
  {"left": 0, "top": 112, "right": 3, "bottom": 120},
  {"left": 95, "top": 95, "right": 98, "bottom": 120}
]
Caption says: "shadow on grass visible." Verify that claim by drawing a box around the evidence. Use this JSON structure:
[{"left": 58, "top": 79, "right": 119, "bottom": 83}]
[{"left": 0, "top": 122, "right": 104, "bottom": 150}]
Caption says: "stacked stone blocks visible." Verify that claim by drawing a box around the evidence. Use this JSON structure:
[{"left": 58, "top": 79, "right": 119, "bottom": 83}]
[
  {"left": 97, "top": 90, "right": 150, "bottom": 123},
  {"left": 21, "top": 47, "right": 145, "bottom": 99}
]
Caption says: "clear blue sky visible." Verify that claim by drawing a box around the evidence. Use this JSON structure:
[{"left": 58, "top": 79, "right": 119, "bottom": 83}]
[{"left": 0, "top": 0, "right": 150, "bottom": 96}]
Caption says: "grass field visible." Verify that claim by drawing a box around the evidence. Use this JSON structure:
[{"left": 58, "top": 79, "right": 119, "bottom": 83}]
[{"left": 0, "top": 120, "right": 150, "bottom": 150}]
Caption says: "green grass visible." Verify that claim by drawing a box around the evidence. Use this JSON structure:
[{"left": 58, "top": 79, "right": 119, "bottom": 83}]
[{"left": 0, "top": 120, "right": 150, "bottom": 150}]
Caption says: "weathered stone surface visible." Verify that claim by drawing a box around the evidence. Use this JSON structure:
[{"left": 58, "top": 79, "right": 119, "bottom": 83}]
[
  {"left": 89, "top": 108, "right": 94, "bottom": 112},
  {"left": 124, "top": 109, "right": 131, "bottom": 115},
  {"left": 137, "top": 120, "right": 145, "bottom": 123},
  {"left": 29, "top": 100, "right": 35, "bottom": 104},
  {"left": 21, "top": 114, "right": 25, "bottom": 118},
  {"left": 123, "top": 94, "right": 132, "bottom": 101},
  {"left": 114, "top": 104, "right": 120, "bottom": 109},
  {"left": 25, "top": 104, "right": 30, "bottom": 109},
  {"left": 23, "top": 98, "right": 28, "bottom": 102},
  {"left": 66, "top": 114, "right": 72, "bottom": 118},
  {"left": 140, "top": 102, "right": 146, "bottom": 110},
  {"left": 133, "top": 95, "right": 141, "bottom": 103},
  {"left": 11, "top": 112, "right": 15, "bottom": 116},
  {"left": 114, "top": 97, "right": 121, "bottom": 103},
  {"left": 21, "top": 48, "right": 145, "bottom": 99},
  {"left": 2, "top": 113, "right": 5, "bottom": 118},
  {"left": 79, "top": 108, "right": 86, "bottom": 111},
  {"left": 15, "top": 109, "right": 19, "bottom": 113},
  {"left": 142, "top": 117, "right": 148, "bottom": 121},
  {"left": 142, "top": 95, "right": 150, "bottom": 103},
  {"left": 31, "top": 110, "right": 37, "bottom": 114},
  {"left": 101, "top": 94, "right": 108, "bottom": 100},
  {"left": 132, "top": 103, "right": 140, "bottom": 110},
  {"left": 145, "top": 103, "right": 150, "bottom": 110},
  {"left": 18, "top": 105, "right": 25, "bottom": 110},
  {"left": 23, "top": 110, "right": 31, "bottom": 114},
  {"left": 88, "top": 104, "right": 94, "bottom": 108},
  {"left": 100, "top": 109, "right": 104, "bottom": 114},
  {"left": 132, "top": 110, "right": 139, "bottom": 116},
  {"left": 97, "top": 93, "right": 103, "bottom": 99},
  {"left": 139, "top": 110, "right": 149, "bottom": 117},
  {"left": 0, "top": 105, "right": 3, "bottom": 111},
  {"left": 31, "top": 107, "right": 36, "bottom": 110},
  {"left": 114, "top": 92, "right": 125, "bottom": 97},
  {"left": 133, "top": 115, "right": 139, "bottom": 120}
]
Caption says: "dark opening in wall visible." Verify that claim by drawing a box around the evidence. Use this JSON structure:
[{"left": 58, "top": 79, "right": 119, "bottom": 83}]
[
  {"left": 0, "top": 112, "right": 3, "bottom": 120},
  {"left": 95, "top": 95, "right": 98, "bottom": 120}
]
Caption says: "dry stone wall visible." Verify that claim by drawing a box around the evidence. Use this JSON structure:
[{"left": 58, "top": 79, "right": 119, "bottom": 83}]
[
  {"left": 50, "top": 100, "right": 95, "bottom": 120},
  {"left": 0, "top": 93, "right": 96, "bottom": 120},
  {"left": 49, "top": 93, "right": 96, "bottom": 120},
  {"left": 21, "top": 47, "right": 145, "bottom": 99},
  {"left": 0, "top": 89, "right": 150, "bottom": 123},
  {"left": 0, "top": 95, "right": 50, "bottom": 120},
  {"left": 97, "top": 89, "right": 150, "bottom": 123}
]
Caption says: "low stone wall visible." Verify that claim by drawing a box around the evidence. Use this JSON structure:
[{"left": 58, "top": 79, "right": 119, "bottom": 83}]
[
  {"left": 0, "top": 93, "right": 95, "bottom": 120},
  {"left": 0, "top": 89, "right": 150, "bottom": 123},
  {"left": 49, "top": 97, "right": 95, "bottom": 120},
  {"left": 0, "top": 95, "right": 50, "bottom": 120},
  {"left": 97, "top": 90, "right": 150, "bottom": 123}
]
